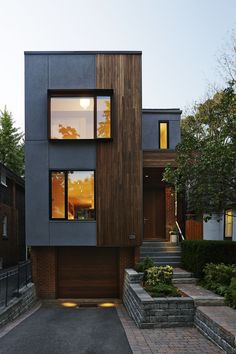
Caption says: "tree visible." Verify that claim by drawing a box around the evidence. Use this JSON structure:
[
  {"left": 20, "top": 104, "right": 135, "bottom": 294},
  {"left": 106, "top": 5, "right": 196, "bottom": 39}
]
[
  {"left": 0, "top": 107, "right": 24, "bottom": 176},
  {"left": 163, "top": 84, "right": 236, "bottom": 217}
]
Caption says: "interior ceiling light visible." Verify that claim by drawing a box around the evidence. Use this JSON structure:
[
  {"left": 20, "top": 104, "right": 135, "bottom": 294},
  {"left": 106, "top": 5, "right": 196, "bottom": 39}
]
[
  {"left": 145, "top": 175, "right": 149, "bottom": 178},
  {"left": 80, "top": 98, "right": 90, "bottom": 110},
  {"left": 98, "top": 302, "right": 116, "bottom": 308}
]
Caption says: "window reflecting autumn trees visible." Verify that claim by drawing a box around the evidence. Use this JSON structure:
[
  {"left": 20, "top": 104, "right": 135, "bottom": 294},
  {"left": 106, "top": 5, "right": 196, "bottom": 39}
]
[
  {"left": 51, "top": 171, "right": 95, "bottom": 220},
  {"left": 50, "top": 95, "right": 111, "bottom": 140}
]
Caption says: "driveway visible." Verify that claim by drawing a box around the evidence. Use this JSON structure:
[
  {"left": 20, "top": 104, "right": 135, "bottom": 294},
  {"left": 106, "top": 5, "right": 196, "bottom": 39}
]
[{"left": 0, "top": 304, "right": 132, "bottom": 354}]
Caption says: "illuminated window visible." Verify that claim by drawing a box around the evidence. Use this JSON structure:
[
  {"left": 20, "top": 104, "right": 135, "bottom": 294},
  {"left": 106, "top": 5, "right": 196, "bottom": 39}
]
[
  {"left": 49, "top": 91, "right": 112, "bottom": 140},
  {"left": 159, "top": 122, "right": 168, "bottom": 149},
  {"left": 225, "top": 209, "right": 233, "bottom": 238},
  {"left": 50, "top": 171, "right": 95, "bottom": 221}
]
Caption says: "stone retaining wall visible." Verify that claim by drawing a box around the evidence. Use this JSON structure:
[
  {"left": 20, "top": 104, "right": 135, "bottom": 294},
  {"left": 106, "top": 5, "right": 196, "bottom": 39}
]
[
  {"left": 123, "top": 269, "right": 194, "bottom": 328},
  {"left": 0, "top": 283, "right": 37, "bottom": 328}
]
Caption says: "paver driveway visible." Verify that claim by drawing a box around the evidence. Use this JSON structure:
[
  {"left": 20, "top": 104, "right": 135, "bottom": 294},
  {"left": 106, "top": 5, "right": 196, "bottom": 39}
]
[{"left": 0, "top": 304, "right": 132, "bottom": 354}]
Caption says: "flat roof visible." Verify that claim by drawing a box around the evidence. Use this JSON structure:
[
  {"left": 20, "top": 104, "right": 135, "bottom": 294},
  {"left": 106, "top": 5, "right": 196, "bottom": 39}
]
[
  {"left": 24, "top": 50, "right": 142, "bottom": 55},
  {"left": 142, "top": 108, "right": 182, "bottom": 114}
]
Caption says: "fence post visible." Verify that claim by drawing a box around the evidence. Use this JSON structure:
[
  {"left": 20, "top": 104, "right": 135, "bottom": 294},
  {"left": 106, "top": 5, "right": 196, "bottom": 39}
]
[{"left": 25, "top": 263, "right": 28, "bottom": 287}]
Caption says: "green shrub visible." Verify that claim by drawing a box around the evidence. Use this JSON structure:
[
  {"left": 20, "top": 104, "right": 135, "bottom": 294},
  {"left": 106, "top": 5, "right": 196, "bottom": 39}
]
[
  {"left": 203, "top": 263, "right": 236, "bottom": 296},
  {"left": 145, "top": 265, "right": 173, "bottom": 286},
  {"left": 135, "top": 257, "right": 155, "bottom": 273},
  {"left": 181, "top": 240, "right": 236, "bottom": 277},
  {"left": 225, "top": 277, "right": 236, "bottom": 309},
  {"left": 145, "top": 283, "right": 180, "bottom": 297}
]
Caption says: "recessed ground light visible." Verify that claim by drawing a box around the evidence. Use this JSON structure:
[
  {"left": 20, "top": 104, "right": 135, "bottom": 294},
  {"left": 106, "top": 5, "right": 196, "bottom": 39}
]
[
  {"left": 98, "top": 302, "right": 116, "bottom": 308},
  {"left": 61, "top": 302, "right": 77, "bottom": 308},
  {"left": 145, "top": 175, "right": 149, "bottom": 178}
]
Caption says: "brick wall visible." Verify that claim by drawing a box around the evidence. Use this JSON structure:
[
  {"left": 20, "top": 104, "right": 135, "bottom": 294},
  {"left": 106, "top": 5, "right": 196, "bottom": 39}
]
[
  {"left": 119, "top": 248, "right": 135, "bottom": 297},
  {"left": 31, "top": 247, "right": 57, "bottom": 299},
  {"left": 165, "top": 187, "right": 175, "bottom": 240}
]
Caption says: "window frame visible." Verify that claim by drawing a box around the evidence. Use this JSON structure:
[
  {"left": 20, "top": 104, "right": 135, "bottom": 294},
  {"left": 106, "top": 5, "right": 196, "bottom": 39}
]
[
  {"left": 158, "top": 121, "right": 169, "bottom": 150},
  {"left": 48, "top": 89, "right": 113, "bottom": 141},
  {"left": 49, "top": 169, "right": 96, "bottom": 221},
  {"left": 224, "top": 208, "right": 233, "bottom": 240}
]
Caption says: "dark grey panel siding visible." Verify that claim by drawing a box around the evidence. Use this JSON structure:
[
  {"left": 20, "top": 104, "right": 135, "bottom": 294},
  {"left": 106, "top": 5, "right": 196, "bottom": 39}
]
[
  {"left": 49, "top": 55, "right": 95, "bottom": 89},
  {"left": 25, "top": 55, "right": 48, "bottom": 141},
  {"left": 49, "top": 142, "right": 96, "bottom": 169},
  {"left": 142, "top": 112, "right": 181, "bottom": 150},
  {"left": 49, "top": 222, "right": 96, "bottom": 246},
  {"left": 25, "top": 53, "right": 96, "bottom": 246},
  {"left": 25, "top": 141, "right": 49, "bottom": 245}
]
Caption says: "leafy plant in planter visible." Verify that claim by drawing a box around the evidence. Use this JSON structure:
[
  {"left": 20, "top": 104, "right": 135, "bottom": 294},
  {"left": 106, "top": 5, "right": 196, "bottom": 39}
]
[
  {"left": 135, "top": 257, "right": 155, "bottom": 273},
  {"left": 144, "top": 265, "right": 179, "bottom": 297}
]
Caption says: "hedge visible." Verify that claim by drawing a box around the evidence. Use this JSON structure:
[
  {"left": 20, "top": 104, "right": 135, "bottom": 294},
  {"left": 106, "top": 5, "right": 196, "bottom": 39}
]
[{"left": 181, "top": 240, "right": 236, "bottom": 278}]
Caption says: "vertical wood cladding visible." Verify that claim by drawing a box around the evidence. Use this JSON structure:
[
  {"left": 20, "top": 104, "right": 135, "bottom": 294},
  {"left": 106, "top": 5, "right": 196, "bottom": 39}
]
[{"left": 96, "top": 54, "right": 142, "bottom": 246}]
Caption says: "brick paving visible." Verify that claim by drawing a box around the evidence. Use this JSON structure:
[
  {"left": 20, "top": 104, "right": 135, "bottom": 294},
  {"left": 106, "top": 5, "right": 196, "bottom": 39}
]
[{"left": 117, "top": 305, "right": 225, "bottom": 354}]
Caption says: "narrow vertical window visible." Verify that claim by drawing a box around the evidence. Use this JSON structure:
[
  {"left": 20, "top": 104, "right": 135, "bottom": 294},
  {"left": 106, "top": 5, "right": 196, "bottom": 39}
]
[
  {"left": 2, "top": 215, "right": 7, "bottom": 239},
  {"left": 97, "top": 96, "right": 111, "bottom": 138},
  {"left": 159, "top": 122, "right": 168, "bottom": 149},
  {"left": 67, "top": 171, "right": 95, "bottom": 220},
  {"left": 51, "top": 172, "right": 65, "bottom": 218},
  {"left": 225, "top": 209, "right": 233, "bottom": 238}
]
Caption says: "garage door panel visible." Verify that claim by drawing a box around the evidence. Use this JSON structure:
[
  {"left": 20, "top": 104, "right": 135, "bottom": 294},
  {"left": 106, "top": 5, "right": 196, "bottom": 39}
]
[{"left": 57, "top": 247, "right": 119, "bottom": 298}]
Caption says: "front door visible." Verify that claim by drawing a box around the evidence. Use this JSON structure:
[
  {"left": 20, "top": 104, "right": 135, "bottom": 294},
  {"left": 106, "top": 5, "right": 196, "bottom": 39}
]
[{"left": 144, "top": 187, "right": 166, "bottom": 240}]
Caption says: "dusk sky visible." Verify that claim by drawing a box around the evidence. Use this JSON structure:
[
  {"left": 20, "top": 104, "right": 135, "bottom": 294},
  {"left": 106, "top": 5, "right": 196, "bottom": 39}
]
[{"left": 0, "top": 0, "right": 235, "bottom": 131}]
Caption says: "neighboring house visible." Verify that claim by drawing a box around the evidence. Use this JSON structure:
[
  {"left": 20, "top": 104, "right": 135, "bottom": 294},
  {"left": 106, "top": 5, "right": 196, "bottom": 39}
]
[
  {"left": 203, "top": 208, "right": 236, "bottom": 241},
  {"left": 0, "top": 163, "right": 25, "bottom": 268},
  {"left": 25, "top": 51, "right": 182, "bottom": 299}
]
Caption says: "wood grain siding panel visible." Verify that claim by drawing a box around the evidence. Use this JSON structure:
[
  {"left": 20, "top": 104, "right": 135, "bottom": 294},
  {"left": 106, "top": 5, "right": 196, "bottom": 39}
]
[
  {"left": 143, "top": 151, "right": 177, "bottom": 168},
  {"left": 96, "top": 54, "right": 142, "bottom": 246}
]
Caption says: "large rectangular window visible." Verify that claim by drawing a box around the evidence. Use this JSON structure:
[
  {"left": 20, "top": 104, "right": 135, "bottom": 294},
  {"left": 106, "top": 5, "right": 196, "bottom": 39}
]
[
  {"left": 50, "top": 170, "right": 95, "bottom": 221},
  {"left": 49, "top": 91, "right": 112, "bottom": 140},
  {"left": 159, "top": 122, "right": 169, "bottom": 149},
  {"left": 225, "top": 209, "right": 233, "bottom": 239}
]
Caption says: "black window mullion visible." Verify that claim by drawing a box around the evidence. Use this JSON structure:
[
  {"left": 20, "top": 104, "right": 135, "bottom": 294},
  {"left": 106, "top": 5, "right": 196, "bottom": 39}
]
[
  {"left": 94, "top": 95, "right": 97, "bottom": 139},
  {"left": 65, "top": 171, "right": 68, "bottom": 220}
]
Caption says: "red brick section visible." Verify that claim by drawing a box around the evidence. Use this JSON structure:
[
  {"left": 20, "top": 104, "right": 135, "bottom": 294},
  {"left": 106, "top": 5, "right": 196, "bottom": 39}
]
[
  {"left": 117, "top": 305, "right": 224, "bottom": 354},
  {"left": 119, "top": 247, "right": 135, "bottom": 297},
  {"left": 31, "top": 247, "right": 57, "bottom": 299},
  {"left": 165, "top": 186, "right": 175, "bottom": 240}
]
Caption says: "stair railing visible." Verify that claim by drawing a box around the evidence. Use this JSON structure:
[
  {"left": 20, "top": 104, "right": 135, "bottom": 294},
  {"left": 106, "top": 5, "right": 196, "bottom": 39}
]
[{"left": 175, "top": 220, "right": 185, "bottom": 241}]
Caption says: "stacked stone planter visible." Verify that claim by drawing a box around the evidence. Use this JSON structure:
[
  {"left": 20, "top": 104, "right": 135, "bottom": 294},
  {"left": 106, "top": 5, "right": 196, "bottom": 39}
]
[{"left": 123, "top": 269, "right": 194, "bottom": 328}]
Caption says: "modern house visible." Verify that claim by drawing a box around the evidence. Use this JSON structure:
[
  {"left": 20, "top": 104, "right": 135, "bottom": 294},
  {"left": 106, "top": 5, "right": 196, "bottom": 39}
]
[
  {"left": 0, "top": 163, "right": 25, "bottom": 268},
  {"left": 25, "top": 51, "right": 182, "bottom": 299}
]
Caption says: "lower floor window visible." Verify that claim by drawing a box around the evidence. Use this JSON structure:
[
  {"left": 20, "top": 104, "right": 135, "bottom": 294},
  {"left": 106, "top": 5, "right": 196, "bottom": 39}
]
[{"left": 50, "top": 170, "right": 95, "bottom": 221}]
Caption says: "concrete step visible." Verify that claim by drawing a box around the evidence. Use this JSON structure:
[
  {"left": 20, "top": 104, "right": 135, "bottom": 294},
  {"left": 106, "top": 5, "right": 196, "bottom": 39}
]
[
  {"left": 140, "top": 256, "right": 181, "bottom": 263},
  {"left": 172, "top": 278, "right": 197, "bottom": 285},
  {"left": 195, "top": 306, "right": 236, "bottom": 353},
  {"left": 141, "top": 242, "right": 179, "bottom": 248},
  {"left": 140, "top": 251, "right": 181, "bottom": 257},
  {"left": 172, "top": 269, "right": 192, "bottom": 279},
  {"left": 154, "top": 261, "right": 181, "bottom": 267}
]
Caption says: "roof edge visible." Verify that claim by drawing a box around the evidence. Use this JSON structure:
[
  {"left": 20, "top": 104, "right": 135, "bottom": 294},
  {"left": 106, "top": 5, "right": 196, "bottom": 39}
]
[
  {"left": 142, "top": 108, "right": 182, "bottom": 114},
  {"left": 24, "top": 50, "right": 142, "bottom": 55}
]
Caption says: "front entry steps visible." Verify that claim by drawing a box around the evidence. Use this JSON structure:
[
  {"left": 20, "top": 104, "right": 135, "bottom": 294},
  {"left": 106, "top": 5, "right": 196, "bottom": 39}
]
[{"left": 140, "top": 241, "right": 181, "bottom": 267}]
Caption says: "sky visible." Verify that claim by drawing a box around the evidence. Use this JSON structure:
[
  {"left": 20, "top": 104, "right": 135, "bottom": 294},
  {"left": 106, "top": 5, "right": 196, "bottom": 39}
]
[{"left": 0, "top": 0, "right": 235, "bottom": 131}]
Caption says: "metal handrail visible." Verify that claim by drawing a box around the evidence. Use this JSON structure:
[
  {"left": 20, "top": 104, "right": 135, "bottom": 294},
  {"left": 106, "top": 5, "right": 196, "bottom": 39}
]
[{"left": 175, "top": 220, "right": 185, "bottom": 241}]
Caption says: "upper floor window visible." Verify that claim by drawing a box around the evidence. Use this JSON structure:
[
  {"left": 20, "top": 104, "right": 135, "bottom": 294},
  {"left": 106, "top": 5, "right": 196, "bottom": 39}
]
[
  {"left": 50, "top": 170, "right": 95, "bottom": 221},
  {"left": 225, "top": 209, "right": 233, "bottom": 239},
  {"left": 159, "top": 121, "right": 169, "bottom": 149},
  {"left": 49, "top": 90, "right": 112, "bottom": 140}
]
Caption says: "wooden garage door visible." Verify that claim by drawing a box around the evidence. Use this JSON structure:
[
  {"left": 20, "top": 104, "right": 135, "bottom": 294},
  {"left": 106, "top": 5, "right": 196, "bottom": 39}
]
[{"left": 57, "top": 247, "right": 119, "bottom": 298}]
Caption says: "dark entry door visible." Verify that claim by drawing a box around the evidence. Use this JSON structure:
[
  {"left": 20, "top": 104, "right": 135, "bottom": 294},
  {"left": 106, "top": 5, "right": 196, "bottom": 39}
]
[{"left": 144, "top": 187, "right": 166, "bottom": 240}]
